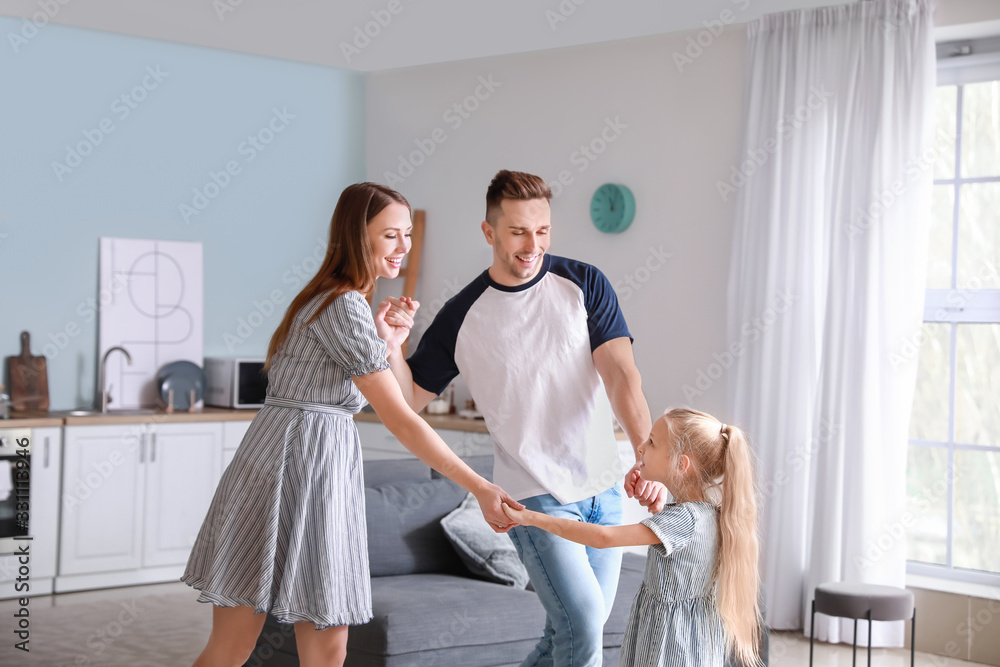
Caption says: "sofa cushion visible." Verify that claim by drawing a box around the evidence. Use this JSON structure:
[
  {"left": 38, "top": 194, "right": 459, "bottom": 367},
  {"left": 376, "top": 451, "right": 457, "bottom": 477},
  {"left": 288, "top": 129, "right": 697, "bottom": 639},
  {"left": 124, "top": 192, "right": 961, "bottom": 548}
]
[
  {"left": 349, "top": 573, "right": 547, "bottom": 656},
  {"left": 365, "top": 478, "right": 469, "bottom": 576},
  {"left": 441, "top": 493, "right": 530, "bottom": 588}
]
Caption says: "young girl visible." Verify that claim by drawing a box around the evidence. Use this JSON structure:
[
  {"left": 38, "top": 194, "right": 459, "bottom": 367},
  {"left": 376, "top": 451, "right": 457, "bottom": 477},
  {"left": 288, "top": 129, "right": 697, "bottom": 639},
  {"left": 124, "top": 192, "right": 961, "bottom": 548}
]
[
  {"left": 183, "top": 183, "right": 521, "bottom": 667},
  {"left": 504, "top": 407, "right": 761, "bottom": 667}
]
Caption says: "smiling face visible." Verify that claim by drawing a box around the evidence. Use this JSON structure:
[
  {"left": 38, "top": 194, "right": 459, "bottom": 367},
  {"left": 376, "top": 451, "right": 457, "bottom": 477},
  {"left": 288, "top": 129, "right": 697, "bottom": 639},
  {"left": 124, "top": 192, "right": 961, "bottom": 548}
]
[
  {"left": 482, "top": 198, "right": 551, "bottom": 286},
  {"left": 367, "top": 203, "right": 412, "bottom": 279},
  {"left": 637, "top": 418, "right": 677, "bottom": 489}
]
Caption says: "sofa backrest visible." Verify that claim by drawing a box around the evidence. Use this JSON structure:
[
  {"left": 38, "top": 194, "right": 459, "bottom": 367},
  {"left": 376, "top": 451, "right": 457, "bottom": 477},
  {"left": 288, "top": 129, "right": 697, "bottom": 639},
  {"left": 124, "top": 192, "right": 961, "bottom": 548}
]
[{"left": 364, "top": 457, "right": 493, "bottom": 578}]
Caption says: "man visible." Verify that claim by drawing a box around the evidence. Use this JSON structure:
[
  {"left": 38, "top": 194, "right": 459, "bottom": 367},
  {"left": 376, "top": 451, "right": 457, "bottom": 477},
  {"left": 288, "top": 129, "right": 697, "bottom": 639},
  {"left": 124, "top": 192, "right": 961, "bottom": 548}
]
[{"left": 379, "top": 170, "right": 666, "bottom": 667}]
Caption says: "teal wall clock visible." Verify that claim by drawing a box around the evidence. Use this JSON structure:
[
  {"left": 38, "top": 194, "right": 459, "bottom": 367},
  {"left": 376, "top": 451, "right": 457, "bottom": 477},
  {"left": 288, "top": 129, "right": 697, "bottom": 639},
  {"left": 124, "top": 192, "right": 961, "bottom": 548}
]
[{"left": 590, "top": 183, "right": 635, "bottom": 233}]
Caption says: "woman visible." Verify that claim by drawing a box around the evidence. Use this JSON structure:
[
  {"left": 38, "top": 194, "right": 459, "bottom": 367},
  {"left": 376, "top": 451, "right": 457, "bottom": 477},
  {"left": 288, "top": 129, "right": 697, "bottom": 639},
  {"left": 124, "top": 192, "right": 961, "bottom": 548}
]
[{"left": 182, "top": 183, "right": 521, "bottom": 667}]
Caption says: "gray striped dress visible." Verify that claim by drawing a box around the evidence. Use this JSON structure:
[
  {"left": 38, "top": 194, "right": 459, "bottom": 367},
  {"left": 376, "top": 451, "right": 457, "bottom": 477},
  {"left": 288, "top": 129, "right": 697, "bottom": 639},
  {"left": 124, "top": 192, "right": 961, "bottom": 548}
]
[
  {"left": 619, "top": 502, "right": 726, "bottom": 667},
  {"left": 182, "top": 290, "right": 389, "bottom": 629}
]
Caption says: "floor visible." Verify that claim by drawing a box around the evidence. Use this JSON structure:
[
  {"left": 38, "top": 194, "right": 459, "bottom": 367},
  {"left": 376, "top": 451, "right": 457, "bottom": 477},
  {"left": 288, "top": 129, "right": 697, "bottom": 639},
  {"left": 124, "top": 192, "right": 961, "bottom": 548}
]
[{"left": 0, "top": 583, "right": 992, "bottom": 667}]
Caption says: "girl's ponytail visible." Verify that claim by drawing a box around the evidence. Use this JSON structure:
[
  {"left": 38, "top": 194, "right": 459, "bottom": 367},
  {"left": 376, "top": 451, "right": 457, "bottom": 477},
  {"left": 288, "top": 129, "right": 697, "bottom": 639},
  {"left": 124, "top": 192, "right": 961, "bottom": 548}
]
[{"left": 716, "top": 424, "right": 762, "bottom": 666}]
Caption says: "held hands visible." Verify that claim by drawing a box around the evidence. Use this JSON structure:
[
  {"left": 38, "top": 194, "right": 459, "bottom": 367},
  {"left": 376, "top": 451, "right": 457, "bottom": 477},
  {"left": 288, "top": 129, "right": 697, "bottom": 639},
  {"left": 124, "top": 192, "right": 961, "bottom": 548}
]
[
  {"left": 502, "top": 503, "right": 534, "bottom": 527},
  {"left": 624, "top": 463, "right": 669, "bottom": 513},
  {"left": 374, "top": 296, "right": 420, "bottom": 353},
  {"left": 474, "top": 484, "right": 525, "bottom": 534}
]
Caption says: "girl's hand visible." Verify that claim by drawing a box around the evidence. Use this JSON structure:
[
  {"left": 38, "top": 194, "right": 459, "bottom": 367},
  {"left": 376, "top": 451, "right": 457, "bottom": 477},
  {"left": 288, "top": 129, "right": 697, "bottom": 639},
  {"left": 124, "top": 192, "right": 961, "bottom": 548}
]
[
  {"left": 474, "top": 484, "right": 524, "bottom": 533},
  {"left": 374, "top": 296, "right": 419, "bottom": 352},
  {"left": 503, "top": 503, "right": 532, "bottom": 526}
]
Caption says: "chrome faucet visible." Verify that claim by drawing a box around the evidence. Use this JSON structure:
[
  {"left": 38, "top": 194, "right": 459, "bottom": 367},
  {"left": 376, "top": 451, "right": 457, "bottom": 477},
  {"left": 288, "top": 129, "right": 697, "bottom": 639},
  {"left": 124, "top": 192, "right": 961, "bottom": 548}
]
[{"left": 99, "top": 346, "right": 132, "bottom": 413}]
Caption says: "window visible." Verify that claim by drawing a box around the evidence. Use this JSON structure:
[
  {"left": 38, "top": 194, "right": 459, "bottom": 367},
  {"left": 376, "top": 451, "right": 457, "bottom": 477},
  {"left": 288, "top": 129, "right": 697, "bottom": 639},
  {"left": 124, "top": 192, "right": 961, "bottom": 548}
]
[{"left": 906, "top": 38, "right": 1000, "bottom": 586}]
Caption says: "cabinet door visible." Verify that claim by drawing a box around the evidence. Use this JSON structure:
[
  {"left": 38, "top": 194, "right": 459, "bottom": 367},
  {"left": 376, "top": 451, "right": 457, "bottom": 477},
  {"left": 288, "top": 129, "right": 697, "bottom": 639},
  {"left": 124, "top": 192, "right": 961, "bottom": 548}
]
[
  {"left": 221, "top": 420, "right": 252, "bottom": 474},
  {"left": 142, "top": 422, "right": 221, "bottom": 567},
  {"left": 60, "top": 425, "right": 145, "bottom": 575},
  {"left": 30, "top": 427, "right": 62, "bottom": 579}
]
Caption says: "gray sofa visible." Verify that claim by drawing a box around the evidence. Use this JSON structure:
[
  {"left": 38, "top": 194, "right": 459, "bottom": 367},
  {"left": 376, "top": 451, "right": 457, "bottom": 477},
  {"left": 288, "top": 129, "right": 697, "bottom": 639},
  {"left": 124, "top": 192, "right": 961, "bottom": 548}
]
[{"left": 245, "top": 456, "right": 767, "bottom": 666}]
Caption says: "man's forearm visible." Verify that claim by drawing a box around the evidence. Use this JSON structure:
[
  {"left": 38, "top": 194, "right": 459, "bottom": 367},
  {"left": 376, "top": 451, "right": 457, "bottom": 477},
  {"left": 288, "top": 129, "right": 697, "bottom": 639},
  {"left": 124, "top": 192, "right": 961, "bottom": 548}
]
[{"left": 609, "top": 366, "right": 652, "bottom": 460}]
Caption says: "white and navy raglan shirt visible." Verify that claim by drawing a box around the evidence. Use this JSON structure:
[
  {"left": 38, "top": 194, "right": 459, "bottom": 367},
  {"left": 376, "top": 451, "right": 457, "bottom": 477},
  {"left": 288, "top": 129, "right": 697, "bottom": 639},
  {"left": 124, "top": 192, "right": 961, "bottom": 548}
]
[{"left": 407, "top": 254, "right": 632, "bottom": 504}]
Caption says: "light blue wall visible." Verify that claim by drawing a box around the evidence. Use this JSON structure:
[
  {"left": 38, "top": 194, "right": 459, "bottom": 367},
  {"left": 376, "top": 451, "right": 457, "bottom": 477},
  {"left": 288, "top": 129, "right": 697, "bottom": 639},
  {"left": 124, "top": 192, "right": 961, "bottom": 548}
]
[{"left": 0, "top": 20, "right": 366, "bottom": 410}]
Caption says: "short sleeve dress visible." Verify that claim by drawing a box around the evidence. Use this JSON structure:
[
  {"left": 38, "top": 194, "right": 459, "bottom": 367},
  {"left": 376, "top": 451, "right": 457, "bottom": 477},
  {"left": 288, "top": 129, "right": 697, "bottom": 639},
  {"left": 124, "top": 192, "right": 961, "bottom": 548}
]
[
  {"left": 182, "top": 291, "right": 389, "bottom": 629},
  {"left": 619, "top": 502, "right": 726, "bottom": 667}
]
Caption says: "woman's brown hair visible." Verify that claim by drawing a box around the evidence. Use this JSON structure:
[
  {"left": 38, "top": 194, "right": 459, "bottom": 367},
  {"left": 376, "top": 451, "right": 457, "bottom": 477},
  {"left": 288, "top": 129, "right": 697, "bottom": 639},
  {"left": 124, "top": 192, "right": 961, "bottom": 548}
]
[{"left": 264, "top": 182, "right": 410, "bottom": 371}]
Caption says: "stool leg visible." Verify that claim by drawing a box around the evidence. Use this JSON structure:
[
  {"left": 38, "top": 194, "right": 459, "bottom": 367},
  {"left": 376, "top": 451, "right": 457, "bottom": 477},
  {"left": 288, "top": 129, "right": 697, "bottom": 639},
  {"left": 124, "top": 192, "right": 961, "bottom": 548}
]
[
  {"left": 810, "top": 600, "right": 816, "bottom": 667},
  {"left": 911, "top": 608, "right": 916, "bottom": 667},
  {"left": 866, "top": 610, "right": 872, "bottom": 667},
  {"left": 853, "top": 618, "right": 858, "bottom": 667}
]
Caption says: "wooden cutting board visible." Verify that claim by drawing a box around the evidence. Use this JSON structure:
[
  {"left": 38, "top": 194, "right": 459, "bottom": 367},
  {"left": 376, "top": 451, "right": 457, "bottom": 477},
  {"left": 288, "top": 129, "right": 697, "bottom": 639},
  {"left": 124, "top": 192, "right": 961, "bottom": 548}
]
[{"left": 7, "top": 331, "right": 50, "bottom": 411}]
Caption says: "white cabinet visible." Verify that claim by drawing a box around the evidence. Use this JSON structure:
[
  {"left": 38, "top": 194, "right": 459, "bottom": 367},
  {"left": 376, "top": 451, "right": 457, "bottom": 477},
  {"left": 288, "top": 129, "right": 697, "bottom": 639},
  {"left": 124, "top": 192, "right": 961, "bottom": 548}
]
[
  {"left": 221, "top": 420, "right": 251, "bottom": 473},
  {"left": 58, "top": 422, "right": 222, "bottom": 589},
  {"left": 0, "top": 426, "right": 62, "bottom": 599}
]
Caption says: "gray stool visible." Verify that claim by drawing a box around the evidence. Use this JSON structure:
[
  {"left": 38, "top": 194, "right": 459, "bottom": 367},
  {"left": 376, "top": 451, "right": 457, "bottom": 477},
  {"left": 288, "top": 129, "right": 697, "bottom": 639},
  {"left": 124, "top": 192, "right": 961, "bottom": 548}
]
[{"left": 809, "top": 582, "right": 915, "bottom": 667}]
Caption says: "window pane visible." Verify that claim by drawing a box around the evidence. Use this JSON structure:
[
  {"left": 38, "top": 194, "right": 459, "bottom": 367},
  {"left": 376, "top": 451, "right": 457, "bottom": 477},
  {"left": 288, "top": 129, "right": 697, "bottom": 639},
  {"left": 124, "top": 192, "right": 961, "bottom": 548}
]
[
  {"left": 960, "top": 80, "right": 1000, "bottom": 178},
  {"left": 909, "top": 322, "right": 950, "bottom": 442},
  {"left": 957, "top": 183, "right": 1000, "bottom": 289},
  {"left": 926, "top": 185, "right": 954, "bottom": 289},
  {"left": 953, "top": 449, "right": 1000, "bottom": 574},
  {"left": 955, "top": 324, "right": 1000, "bottom": 446},
  {"left": 934, "top": 85, "right": 957, "bottom": 180},
  {"left": 906, "top": 444, "right": 949, "bottom": 566}
]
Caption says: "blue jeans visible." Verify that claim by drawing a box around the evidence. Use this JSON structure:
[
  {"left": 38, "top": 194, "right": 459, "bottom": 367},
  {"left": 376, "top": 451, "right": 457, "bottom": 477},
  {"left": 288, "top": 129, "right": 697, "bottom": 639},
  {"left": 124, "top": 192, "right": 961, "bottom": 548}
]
[{"left": 508, "top": 484, "right": 624, "bottom": 667}]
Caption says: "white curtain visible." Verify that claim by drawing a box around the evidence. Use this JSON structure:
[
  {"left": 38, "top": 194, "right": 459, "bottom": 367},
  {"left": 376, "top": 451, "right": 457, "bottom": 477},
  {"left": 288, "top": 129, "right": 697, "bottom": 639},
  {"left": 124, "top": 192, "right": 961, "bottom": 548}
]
[{"left": 727, "top": 0, "right": 936, "bottom": 647}]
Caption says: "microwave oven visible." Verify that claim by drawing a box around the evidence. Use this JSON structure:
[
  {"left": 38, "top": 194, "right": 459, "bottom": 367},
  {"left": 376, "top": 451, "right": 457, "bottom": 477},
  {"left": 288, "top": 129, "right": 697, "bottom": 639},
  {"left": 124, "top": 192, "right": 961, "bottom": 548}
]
[{"left": 204, "top": 357, "right": 268, "bottom": 408}]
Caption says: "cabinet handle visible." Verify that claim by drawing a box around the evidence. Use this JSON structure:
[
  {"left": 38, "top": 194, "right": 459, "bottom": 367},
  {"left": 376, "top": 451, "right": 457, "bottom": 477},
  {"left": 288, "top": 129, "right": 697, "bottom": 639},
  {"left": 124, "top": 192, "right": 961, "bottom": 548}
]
[
  {"left": 44, "top": 436, "right": 50, "bottom": 469},
  {"left": 150, "top": 433, "right": 156, "bottom": 463},
  {"left": 139, "top": 434, "right": 146, "bottom": 464}
]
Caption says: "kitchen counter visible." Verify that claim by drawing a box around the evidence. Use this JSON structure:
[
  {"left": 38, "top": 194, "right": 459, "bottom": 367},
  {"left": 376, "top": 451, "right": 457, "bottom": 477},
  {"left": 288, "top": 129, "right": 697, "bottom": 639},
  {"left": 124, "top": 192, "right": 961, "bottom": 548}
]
[{"left": 4, "top": 407, "right": 258, "bottom": 426}]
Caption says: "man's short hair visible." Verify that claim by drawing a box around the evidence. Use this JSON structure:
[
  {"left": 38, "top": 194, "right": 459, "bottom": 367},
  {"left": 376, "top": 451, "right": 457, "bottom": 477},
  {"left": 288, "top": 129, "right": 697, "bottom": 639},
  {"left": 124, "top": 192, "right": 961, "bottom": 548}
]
[{"left": 485, "top": 170, "right": 552, "bottom": 226}]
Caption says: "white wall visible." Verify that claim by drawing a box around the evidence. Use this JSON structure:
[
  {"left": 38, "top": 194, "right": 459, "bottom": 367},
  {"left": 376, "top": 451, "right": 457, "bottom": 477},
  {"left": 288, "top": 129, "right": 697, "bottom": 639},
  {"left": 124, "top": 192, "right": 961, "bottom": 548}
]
[{"left": 366, "top": 28, "right": 747, "bottom": 419}]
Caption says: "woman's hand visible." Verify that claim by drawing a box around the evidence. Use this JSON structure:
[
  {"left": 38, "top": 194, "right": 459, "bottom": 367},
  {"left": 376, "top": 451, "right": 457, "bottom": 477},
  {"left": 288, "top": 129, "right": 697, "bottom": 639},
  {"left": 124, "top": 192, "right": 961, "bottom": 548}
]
[
  {"left": 474, "top": 483, "right": 524, "bottom": 533},
  {"left": 374, "top": 296, "right": 419, "bottom": 353}
]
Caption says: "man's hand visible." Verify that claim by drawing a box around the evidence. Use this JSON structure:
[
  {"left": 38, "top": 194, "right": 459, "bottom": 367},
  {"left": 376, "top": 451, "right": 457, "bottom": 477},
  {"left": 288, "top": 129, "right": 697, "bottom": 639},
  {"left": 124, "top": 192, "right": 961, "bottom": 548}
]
[
  {"left": 624, "top": 463, "right": 669, "bottom": 513},
  {"left": 474, "top": 484, "right": 524, "bottom": 533},
  {"left": 374, "top": 296, "right": 419, "bottom": 352}
]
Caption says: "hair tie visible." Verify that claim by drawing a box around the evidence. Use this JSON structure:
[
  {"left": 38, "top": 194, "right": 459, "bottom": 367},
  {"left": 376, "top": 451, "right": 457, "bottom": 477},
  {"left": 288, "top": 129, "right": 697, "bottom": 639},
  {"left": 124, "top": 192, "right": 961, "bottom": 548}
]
[{"left": 720, "top": 423, "right": 730, "bottom": 442}]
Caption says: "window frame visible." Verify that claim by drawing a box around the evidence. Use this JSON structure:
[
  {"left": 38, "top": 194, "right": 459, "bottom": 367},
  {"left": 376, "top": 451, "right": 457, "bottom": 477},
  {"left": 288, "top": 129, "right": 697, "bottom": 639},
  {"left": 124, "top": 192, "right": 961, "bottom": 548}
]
[{"left": 907, "top": 46, "right": 1000, "bottom": 588}]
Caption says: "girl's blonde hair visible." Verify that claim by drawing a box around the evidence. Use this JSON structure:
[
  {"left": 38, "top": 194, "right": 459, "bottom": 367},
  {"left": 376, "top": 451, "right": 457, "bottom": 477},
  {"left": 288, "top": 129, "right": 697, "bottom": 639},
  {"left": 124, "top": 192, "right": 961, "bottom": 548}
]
[{"left": 662, "top": 407, "right": 761, "bottom": 666}]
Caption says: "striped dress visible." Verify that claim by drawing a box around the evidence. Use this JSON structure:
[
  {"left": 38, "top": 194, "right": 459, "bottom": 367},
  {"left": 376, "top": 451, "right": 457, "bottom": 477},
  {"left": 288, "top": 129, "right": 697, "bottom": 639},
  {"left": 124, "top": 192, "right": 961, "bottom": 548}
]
[
  {"left": 619, "top": 502, "right": 726, "bottom": 667},
  {"left": 182, "top": 290, "right": 389, "bottom": 629}
]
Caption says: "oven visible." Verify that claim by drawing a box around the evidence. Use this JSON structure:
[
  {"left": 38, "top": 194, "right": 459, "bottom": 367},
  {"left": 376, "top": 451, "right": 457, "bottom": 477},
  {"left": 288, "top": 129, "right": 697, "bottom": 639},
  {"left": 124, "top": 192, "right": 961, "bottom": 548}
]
[{"left": 0, "top": 428, "right": 31, "bottom": 555}]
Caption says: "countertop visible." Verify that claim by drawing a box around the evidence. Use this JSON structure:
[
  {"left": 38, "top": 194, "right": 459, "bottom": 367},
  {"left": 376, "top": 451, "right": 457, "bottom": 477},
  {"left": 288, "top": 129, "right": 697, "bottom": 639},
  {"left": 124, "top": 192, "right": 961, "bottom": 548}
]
[{"left": 2, "top": 407, "right": 259, "bottom": 427}]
